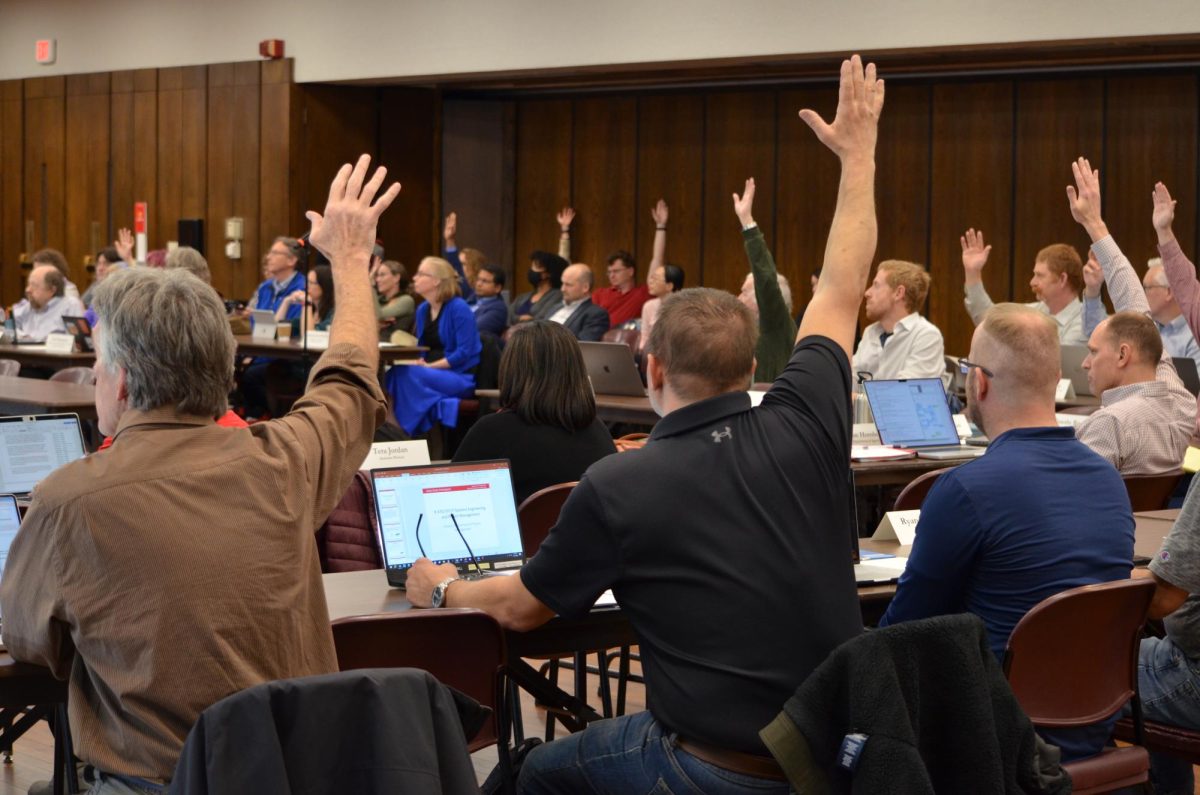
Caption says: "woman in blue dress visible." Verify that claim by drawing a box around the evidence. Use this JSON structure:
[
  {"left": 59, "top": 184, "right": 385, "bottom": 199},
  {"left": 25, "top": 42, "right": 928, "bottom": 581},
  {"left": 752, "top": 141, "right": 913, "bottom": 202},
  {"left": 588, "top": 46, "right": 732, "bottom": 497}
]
[{"left": 386, "top": 256, "right": 481, "bottom": 435}]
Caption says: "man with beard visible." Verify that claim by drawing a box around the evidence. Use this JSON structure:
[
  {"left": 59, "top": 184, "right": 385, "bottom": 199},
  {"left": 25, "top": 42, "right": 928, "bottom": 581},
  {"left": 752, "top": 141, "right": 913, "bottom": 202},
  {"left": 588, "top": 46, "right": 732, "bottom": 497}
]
[
  {"left": 851, "top": 259, "right": 945, "bottom": 382},
  {"left": 879, "top": 301, "right": 1134, "bottom": 761}
]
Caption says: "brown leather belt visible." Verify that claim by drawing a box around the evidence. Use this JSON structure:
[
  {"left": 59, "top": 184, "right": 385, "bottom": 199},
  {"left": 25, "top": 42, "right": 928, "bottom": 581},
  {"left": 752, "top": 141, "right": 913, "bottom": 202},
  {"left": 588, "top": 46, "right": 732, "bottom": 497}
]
[{"left": 674, "top": 736, "right": 787, "bottom": 782}]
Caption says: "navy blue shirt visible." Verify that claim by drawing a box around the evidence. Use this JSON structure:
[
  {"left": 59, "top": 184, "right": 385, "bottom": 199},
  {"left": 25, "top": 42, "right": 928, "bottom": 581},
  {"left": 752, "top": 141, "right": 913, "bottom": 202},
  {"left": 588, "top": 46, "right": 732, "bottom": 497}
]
[{"left": 879, "top": 426, "right": 1134, "bottom": 761}]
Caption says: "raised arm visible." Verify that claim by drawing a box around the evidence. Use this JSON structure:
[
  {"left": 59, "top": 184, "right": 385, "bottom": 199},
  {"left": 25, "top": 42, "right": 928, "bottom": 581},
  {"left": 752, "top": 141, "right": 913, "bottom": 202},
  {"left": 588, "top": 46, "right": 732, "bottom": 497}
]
[
  {"left": 1067, "top": 156, "right": 1148, "bottom": 316},
  {"left": 961, "top": 229, "right": 994, "bottom": 324},
  {"left": 650, "top": 199, "right": 668, "bottom": 271},
  {"left": 306, "top": 154, "right": 401, "bottom": 371},
  {"left": 557, "top": 206, "right": 574, "bottom": 261},
  {"left": 795, "top": 55, "right": 884, "bottom": 359},
  {"left": 1080, "top": 251, "right": 1108, "bottom": 339},
  {"left": 1154, "top": 182, "right": 1200, "bottom": 337},
  {"left": 442, "top": 211, "right": 474, "bottom": 300}
]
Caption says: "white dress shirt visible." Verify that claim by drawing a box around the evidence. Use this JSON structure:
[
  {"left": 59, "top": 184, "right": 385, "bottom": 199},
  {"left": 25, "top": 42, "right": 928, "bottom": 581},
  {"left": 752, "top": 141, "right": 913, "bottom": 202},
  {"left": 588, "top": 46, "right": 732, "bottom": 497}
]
[
  {"left": 965, "top": 282, "right": 1087, "bottom": 346},
  {"left": 549, "top": 297, "right": 585, "bottom": 325},
  {"left": 852, "top": 312, "right": 946, "bottom": 383},
  {"left": 12, "top": 295, "right": 86, "bottom": 342}
]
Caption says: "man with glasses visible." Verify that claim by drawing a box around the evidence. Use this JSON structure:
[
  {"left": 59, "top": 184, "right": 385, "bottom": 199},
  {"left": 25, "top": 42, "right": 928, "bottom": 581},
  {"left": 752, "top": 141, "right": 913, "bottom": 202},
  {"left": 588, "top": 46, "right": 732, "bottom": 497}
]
[
  {"left": 470, "top": 264, "right": 510, "bottom": 338},
  {"left": 593, "top": 249, "right": 651, "bottom": 328},
  {"left": 252, "top": 237, "right": 307, "bottom": 319},
  {"left": 880, "top": 301, "right": 1134, "bottom": 762}
]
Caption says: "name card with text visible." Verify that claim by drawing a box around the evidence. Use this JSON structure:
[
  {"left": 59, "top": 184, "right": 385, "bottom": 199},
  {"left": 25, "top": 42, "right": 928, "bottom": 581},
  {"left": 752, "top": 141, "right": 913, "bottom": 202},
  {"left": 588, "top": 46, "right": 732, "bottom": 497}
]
[
  {"left": 852, "top": 423, "right": 881, "bottom": 445},
  {"left": 1055, "top": 378, "right": 1076, "bottom": 401},
  {"left": 252, "top": 321, "right": 277, "bottom": 341},
  {"left": 45, "top": 333, "right": 76, "bottom": 353},
  {"left": 305, "top": 330, "right": 331, "bottom": 350},
  {"left": 360, "top": 440, "right": 431, "bottom": 471},
  {"left": 872, "top": 509, "right": 920, "bottom": 546}
]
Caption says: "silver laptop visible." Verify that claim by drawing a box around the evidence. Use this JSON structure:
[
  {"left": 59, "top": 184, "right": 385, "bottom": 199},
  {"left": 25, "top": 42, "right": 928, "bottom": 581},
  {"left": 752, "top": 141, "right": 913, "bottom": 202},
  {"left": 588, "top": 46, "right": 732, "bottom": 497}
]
[
  {"left": 863, "top": 378, "right": 984, "bottom": 460},
  {"left": 579, "top": 341, "right": 646, "bottom": 397},
  {"left": 1061, "top": 345, "right": 1093, "bottom": 397},
  {"left": 1174, "top": 357, "right": 1200, "bottom": 397},
  {"left": 0, "top": 495, "right": 20, "bottom": 647},
  {"left": 371, "top": 460, "right": 526, "bottom": 587},
  {"left": 0, "top": 414, "right": 87, "bottom": 498}
]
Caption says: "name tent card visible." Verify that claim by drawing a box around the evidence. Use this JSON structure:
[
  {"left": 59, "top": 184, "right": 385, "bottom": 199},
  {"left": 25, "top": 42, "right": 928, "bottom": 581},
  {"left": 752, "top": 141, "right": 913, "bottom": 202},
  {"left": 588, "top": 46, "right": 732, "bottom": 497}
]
[
  {"left": 361, "top": 440, "right": 431, "bottom": 471},
  {"left": 304, "top": 330, "right": 331, "bottom": 350},
  {"left": 252, "top": 320, "right": 277, "bottom": 341},
  {"left": 852, "top": 423, "right": 881, "bottom": 445},
  {"left": 1055, "top": 378, "right": 1076, "bottom": 401},
  {"left": 872, "top": 509, "right": 920, "bottom": 546},
  {"left": 44, "top": 333, "right": 76, "bottom": 353},
  {"left": 952, "top": 414, "right": 973, "bottom": 439}
]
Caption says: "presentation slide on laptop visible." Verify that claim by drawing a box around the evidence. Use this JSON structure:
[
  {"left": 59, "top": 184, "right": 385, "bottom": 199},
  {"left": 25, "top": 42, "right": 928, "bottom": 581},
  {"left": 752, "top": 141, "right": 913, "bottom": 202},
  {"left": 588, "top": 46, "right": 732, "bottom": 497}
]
[
  {"left": 374, "top": 462, "right": 523, "bottom": 571},
  {"left": 0, "top": 416, "right": 85, "bottom": 495},
  {"left": 868, "top": 380, "right": 958, "bottom": 447}
]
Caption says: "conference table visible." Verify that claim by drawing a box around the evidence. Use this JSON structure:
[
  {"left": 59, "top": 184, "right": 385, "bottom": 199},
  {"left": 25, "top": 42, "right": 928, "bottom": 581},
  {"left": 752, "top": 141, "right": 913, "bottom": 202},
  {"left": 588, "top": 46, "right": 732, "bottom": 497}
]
[
  {"left": 234, "top": 335, "right": 426, "bottom": 364},
  {"left": 0, "top": 376, "right": 98, "bottom": 421},
  {"left": 0, "top": 342, "right": 94, "bottom": 373}
]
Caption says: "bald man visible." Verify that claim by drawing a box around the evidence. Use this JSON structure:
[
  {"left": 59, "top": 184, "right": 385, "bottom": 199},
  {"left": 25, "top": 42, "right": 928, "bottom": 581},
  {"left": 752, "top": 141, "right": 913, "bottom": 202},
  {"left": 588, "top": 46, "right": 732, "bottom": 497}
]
[
  {"left": 547, "top": 263, "right": 611, "bottom": 342},
  {"left": 7, "top": 264, "right": 86, "bottom": 342},
  {"left": 880, "top": 303, "right": 1134, "bottom": 762}
]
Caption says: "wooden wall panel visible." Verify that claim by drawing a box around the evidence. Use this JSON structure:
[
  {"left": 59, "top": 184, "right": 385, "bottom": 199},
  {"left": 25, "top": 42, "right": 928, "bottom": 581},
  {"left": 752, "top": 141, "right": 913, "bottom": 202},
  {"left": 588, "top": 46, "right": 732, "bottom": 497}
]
[
  {"left": 1105, "top": 75, "right": 1198, "bottom": 268},
  {"left": 64, "top": 73, "right": 111, "bottom": 287},
  {"left": 441, "top": 99, "right": 514, "bottom": 273},
  {"left": 635, "top": 94, "right": 704, "bottom": 282},
  {"left": 1, "top": 82, "right": 22, "bottom": 305},
  {"left": 570, "top": 96, "right": 637, "bottom": 279},
  {"left": 1012, "top": 78, "right": 1104, "bottom": 303},
  {"left": 513, "top": 100, "right": 572, "bottom": 282},
  {"left": 929, "top": 81, "right": 1015, "bottom": 356},
  {"left": 156, "top": 66, "right": 207, "bottom": 252},
  {"left": 260, "top": 58, "right": 297, "bottom": 295},
  {"left": 110, "top": 69, "right": 157, "bottom": 244},
  {"left": 702, "top": 91, "right": 777, "bottom": 294},
  {"left": 23, "top": 77, "right": 66, "bottom": 268},
  {"left": 206, "top": 62, "right": 261, "bottom": 300},
  {"left": 776, "top": 87, "right": 839, "bottom": 310},
  {"left": 876, "top": 84, "right": 932, "bottom": 271},
  {"left": 378, "top": 88, "right": 439, "bottom": 275}
]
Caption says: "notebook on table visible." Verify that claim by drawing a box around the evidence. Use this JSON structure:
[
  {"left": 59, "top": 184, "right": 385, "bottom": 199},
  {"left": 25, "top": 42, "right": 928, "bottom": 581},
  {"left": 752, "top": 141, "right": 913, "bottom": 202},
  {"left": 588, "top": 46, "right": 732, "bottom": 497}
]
[
  {"left": 0, "top": 494, "right": 22, "bottom": 650},
  {"left": 847, "top": 470, "right": 909, "bottom": 584},
  {"left": 863, "top": 378, "right": 984, "bottom": 461},
  {"left": 579, "top": 341, "right": 646, "bottom": 397},
  {"left": 370, "top": 460, "right": 526, "bottom": 588},
  {"left": 0, "top": 414, "right": 88, "bottom": 502}
]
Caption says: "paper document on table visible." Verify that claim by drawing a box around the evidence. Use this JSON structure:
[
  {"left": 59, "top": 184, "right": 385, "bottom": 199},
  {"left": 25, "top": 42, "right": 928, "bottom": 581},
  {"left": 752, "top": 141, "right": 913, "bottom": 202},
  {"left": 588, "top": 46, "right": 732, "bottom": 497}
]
[{"left": 851, "top": 445, "right": 915, "bottom": 462}]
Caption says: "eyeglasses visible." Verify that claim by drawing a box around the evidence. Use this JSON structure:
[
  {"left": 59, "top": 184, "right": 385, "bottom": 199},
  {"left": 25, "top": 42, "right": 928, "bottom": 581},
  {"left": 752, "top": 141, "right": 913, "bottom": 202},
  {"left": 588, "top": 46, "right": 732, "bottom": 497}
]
[{"left": 958, "top": 358, "right": 995, "bottom": 378}]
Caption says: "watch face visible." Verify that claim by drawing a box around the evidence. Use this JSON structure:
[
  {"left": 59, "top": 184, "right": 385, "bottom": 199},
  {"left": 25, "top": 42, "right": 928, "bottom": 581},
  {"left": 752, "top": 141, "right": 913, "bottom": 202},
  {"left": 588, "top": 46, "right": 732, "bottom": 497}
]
[{"left": 431, "top": 584, "right": 446, "bottom": 608}]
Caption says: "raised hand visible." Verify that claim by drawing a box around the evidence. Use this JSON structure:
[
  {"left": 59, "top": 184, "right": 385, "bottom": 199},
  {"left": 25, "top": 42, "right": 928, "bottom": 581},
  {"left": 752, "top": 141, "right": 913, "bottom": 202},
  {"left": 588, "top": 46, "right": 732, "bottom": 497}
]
[
  {"left": 732, "top": 178, "right": 756, "bottom": 227},
  {"left": 1066, "top": 156, "right": 1107, "bottom": 240},
  {"left": 1082, "top": 251, "right": 1104, "bottom": 299},
  {"left": 306, "top": 154, "right": 401, "bottom": 268},
  {"left": 443, "top": 211, "right": 457, "bottom": 245},
  {"left": 1153, "top": 182, "right": 1177, "bottom": 235},
  {"left": 960, "top": 228, "right": 991, "bottom": 277},
  {"left": 798, "top": 54, "right": 884, "bottom": 162},
  {"left": 557, "top": 206, "right": 576, "bottom": 232},
  {"left": 651, "top": 199, "right": 669, "bottom": 228},
  {"left": 114, "top": 228, "right": 135, "bottom": 263}
]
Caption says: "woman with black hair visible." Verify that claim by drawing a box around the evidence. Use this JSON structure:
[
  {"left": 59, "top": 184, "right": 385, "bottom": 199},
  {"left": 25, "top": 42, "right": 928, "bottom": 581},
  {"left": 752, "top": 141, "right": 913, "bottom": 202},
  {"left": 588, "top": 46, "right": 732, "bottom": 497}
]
[
  {"left": 275, "top": 264, "right": 335, "bottom": 332},
  {"left": 510, "top": 251, "right": 567, "bottom": 322}
]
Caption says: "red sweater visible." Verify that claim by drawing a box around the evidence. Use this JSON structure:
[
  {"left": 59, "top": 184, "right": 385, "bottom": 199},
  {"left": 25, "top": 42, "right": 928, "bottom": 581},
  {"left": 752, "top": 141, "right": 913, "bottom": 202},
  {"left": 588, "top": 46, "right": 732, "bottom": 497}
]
[{"left": 592, "top": 284, "right": 650, "bottom": 328}]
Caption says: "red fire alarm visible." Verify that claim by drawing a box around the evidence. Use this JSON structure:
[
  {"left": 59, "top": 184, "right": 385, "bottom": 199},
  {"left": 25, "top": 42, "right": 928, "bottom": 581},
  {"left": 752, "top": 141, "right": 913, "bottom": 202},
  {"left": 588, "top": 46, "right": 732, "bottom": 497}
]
[
  {"left": 259, "top": 40, "right": 285, "bottom": 60},
  {"left": 35, "top": 39, "right": 56, "bottom": 65}
]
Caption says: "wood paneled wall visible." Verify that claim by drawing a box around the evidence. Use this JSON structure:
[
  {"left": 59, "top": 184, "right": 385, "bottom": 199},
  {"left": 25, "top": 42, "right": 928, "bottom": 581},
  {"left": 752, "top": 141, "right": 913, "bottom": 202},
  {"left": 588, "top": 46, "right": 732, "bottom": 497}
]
[
  {"left": 0, "top": 59, "right": 441, "bottom": 307},
  {"left": 452, "top": 70, "right": 1200, "bottom": 355}
]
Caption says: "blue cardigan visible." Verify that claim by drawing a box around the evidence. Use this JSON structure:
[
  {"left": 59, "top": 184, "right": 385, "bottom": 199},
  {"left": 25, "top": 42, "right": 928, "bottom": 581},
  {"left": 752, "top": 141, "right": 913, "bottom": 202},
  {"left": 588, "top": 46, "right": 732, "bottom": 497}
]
[{"left": 415, "top": 297, "right": 481, "bottom": 373}]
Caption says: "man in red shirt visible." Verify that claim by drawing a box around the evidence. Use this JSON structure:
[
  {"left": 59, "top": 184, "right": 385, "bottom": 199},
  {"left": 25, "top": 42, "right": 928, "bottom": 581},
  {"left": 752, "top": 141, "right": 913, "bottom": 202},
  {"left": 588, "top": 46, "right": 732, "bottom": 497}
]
[{"left": 592, "top": 250, "right": 650, "bottom": 327}]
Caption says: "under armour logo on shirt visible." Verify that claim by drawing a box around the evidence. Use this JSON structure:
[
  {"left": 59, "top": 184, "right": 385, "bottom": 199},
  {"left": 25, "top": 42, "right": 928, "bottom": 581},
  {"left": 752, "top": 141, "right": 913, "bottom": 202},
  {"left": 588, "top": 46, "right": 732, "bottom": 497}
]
[{"left": 711, "top": 426, "right": 732, "bottom": 443}]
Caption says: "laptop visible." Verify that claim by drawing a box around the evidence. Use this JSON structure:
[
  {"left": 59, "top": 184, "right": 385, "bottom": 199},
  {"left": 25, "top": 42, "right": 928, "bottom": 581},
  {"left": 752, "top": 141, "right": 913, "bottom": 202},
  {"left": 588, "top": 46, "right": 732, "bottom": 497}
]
[
  {"left": 371, "top": 460, "right": 526, "bottom": 588},
  {"left": 863, "top": 378, "right": 984, "bottom": 460},
  {"left": 1174, "top": 357, "right": 1200, "bottom": 397},
  {"left": 579, "top": 341, "right": 646, "bottom": 397},
  {"left": 62, "top": 315, "right": 93, "bottom": 351},
  {"left": 0, "top": 495, "right": 20, "bottom": 649},
  {"left": 1061, "top": 345, "right": 1094, "bottom": 397},
  {"left": 0, "top": 414, "right": 87, "bottom": 500}
]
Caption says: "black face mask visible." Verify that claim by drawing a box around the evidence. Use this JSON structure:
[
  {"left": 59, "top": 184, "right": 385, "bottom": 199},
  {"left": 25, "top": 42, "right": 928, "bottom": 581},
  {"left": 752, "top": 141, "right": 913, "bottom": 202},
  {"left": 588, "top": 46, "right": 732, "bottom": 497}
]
[{"left": 528, "top": 268, "right": 543, "bottom": 288}]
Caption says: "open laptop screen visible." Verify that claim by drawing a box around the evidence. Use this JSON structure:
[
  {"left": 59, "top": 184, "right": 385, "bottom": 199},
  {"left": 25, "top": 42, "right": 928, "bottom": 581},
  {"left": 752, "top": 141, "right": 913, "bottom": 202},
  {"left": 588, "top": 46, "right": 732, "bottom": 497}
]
[
  {"left": 0, "top": 415, "right": 87, "bottom": 496},
  {"left": 863, "top": 378, "right": 959, "bottom": 448},
  {"left": 371, "top": 460, "right": 525, "bottom": 576}
]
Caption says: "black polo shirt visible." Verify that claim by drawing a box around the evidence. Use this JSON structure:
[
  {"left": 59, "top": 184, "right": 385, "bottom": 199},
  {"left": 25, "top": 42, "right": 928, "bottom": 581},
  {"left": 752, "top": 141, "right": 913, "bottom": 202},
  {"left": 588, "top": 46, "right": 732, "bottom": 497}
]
[{"left": 520, "top": 335, "right": 863, "bottom": 753}]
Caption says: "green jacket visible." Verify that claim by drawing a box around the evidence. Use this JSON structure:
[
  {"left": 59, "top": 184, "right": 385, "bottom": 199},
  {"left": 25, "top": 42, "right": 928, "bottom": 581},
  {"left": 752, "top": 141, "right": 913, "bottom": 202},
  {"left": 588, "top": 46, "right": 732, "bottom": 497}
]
[{"left": 743, "top": 226, "right": 797, "bottom": 383}]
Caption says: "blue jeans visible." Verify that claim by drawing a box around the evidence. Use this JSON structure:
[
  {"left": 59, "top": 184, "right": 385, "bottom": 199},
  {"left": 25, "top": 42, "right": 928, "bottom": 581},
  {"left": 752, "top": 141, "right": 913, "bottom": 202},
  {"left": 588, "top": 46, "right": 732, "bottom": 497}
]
[
  {"left": 1132, "top": 636, "right": 1200, "bottom": 795},
  {"left": 516, "top": 711, "right": 792, "bottom": 795}
]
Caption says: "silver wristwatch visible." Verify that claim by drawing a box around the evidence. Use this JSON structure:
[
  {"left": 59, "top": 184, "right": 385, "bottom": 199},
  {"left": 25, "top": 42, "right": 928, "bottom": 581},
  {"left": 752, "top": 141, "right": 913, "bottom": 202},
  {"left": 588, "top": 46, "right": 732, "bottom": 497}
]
[{"left": 431, "top": 576, "right": 460, "bottom": 609}]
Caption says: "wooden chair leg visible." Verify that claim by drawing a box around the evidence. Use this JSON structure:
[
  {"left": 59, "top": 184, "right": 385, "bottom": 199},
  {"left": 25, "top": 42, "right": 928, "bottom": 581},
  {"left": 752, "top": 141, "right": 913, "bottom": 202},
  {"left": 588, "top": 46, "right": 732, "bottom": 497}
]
[{"left": 544, "top": 658, "right": 559, "bottom": 742}]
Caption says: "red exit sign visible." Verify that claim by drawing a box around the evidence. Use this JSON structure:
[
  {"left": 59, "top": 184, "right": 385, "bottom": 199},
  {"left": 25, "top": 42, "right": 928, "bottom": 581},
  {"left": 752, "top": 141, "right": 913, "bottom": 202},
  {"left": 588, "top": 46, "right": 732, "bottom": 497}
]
[{"left": 35, "top": 39, "right": 56, "bottom": 65}]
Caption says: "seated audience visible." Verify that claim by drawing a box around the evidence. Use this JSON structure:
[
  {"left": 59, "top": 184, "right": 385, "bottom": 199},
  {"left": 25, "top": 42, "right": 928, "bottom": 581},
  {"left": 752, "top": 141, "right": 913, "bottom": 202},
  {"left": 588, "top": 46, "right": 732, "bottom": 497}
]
[
  {"left": 1144, "top": 258, "right": 1200, "bottom": 368},
  {"left": 880, "top": 302, "right": 1134, "bottom": 760},
  {"left": 471, "top": 264, "right": 510, "bottom": 338},
  {"left": 1066, "top": 157, "right": 1194, "bottom": 474},
  {"left": 385, "top": 257, "right": 482, "bottom": 436},
  {"left": 640, "top": 262, "right": 684, "bottom": 352},
  {"left": 852, "top": 259, "right": 945, "bottom": 383},
  {"left": 961, "top": 228, "right": 1089, "bottom": 346},
  {"left": 452, "top": 321, "right": 616, "bottom": 503},
  {"left": 5, "top": 264, "right": 86, "bottom": 342},
  {"left": 275, "top": 264, "right": 336, "bottom": 333},
  {"left": 30, "top": 248, "right": 81, "bottom": 302},
  {"left": 547, "top": 264, "right": 610, "bottom": 342},
  {"left": 81, "top": 246, "right": 128, "bottom": 306},
  {"left": 0, "top": 155, "right": 395, "bottom": 789},
  {"left": 374, "top": 259, "right": 416, "bottom": 341},
  {"left": 733, "top": 177, "right": 798, "bottom": 383},
  {"left": 405, "top": 55, "right": 882, "bottom": 793},
  {"left": 1152, "top": 182, "right": 1200, "bottom": 389},
  {"left": 595, "top": 249, "right": 650, "bottom": 328},
  {"left": 510, "top": 250, "right": 567, "bottom": 322}
]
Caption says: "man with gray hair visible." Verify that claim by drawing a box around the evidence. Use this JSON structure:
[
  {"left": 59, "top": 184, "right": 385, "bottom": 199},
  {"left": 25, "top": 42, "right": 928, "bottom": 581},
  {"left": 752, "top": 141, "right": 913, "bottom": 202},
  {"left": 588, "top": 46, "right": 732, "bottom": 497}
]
[
  {"left": 5, "top": 264, "right": 86, "bottom": 342},
  {"left": 547, "top": 263, "right": 610, "bottom": 341},
  {"left": 880, "top": 301, "right": 1134, "bottom": 761},
  {"left": 165, "top": 246, "right": 212, "bottom": 286},
  {"left": 0, "top": 155, "right": 398, "bottom": 791}
]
